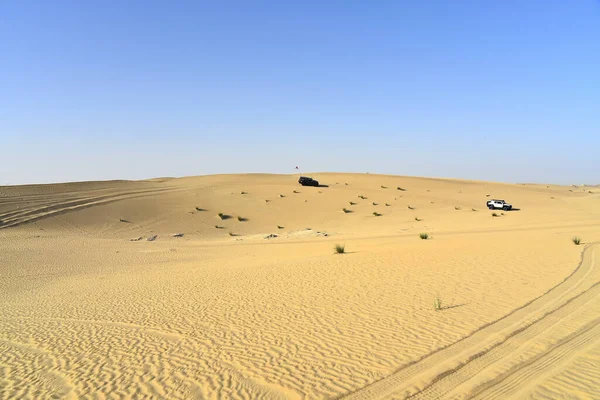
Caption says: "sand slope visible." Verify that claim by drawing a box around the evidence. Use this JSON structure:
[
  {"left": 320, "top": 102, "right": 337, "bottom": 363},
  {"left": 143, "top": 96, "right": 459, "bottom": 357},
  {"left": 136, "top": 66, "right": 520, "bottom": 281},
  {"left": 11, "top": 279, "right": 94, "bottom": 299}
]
[{"left": 1, "top": 173, "right": 599, "bottom": 399}]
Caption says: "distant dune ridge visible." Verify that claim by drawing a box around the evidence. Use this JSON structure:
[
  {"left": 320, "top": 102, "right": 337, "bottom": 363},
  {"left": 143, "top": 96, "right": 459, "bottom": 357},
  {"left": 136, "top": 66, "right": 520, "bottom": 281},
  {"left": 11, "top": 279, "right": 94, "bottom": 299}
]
[{"left": 1, "top": 173, "right": 599, "bottom": 399}]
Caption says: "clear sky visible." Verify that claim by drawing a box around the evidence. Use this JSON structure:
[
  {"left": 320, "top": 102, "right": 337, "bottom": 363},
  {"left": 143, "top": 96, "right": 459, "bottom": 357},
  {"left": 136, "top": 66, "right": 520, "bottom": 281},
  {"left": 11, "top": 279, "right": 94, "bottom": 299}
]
[{"left": 2, "top": 1, "right": 599, "bottom": 185}]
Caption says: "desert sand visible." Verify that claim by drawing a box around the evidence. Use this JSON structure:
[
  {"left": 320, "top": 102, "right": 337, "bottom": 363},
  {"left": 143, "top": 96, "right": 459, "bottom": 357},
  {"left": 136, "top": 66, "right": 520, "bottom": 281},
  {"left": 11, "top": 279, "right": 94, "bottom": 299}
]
[{"left": 1, "top": 173, "right": 599, "bottom": 399}]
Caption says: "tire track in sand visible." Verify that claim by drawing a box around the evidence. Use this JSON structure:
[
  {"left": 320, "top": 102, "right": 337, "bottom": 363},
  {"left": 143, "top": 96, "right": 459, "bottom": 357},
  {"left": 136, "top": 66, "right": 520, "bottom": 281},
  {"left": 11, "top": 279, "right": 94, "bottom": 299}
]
[
  {"left": 466, "top": 314, "right": 600, "bottom": 399},
  {"left": 341, "top": 243, "right": 599, "bottom": 400},
  {"left": 0, "top": 187, "right": 177, "bottom": 229}
]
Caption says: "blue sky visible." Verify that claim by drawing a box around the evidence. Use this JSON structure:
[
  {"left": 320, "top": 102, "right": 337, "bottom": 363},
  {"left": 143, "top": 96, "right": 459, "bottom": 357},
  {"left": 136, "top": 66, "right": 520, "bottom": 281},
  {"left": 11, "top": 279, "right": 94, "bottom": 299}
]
[{"left": 1, "top": 1, "right": 599, "bottom": 185}]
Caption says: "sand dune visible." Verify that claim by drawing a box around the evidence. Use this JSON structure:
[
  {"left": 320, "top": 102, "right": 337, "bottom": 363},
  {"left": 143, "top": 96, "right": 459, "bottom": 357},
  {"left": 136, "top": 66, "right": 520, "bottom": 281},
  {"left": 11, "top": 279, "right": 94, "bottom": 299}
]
[{"left": 1, "top": 173, "right": 599, "bottom": 399}]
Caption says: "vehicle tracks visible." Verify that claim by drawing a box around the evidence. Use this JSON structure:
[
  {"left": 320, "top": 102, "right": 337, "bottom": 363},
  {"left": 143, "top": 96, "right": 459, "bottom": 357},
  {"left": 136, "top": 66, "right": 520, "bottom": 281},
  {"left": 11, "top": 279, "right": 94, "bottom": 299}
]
[{"left": 341, "top": 244, "right": 599, "bottom": 399}]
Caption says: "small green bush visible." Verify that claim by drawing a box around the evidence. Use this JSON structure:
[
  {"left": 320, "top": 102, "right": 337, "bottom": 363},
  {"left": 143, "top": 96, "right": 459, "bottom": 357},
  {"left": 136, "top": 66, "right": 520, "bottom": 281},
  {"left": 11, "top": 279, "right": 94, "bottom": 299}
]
[
  {"left": 334, "top": 244, "right": 345, "bottom": 254},
  {"left": 419, "top": 232, "right": 429, "bottom": 240},
  {"left": 572, "top": 237, "right": 581, "bottom": 245}
]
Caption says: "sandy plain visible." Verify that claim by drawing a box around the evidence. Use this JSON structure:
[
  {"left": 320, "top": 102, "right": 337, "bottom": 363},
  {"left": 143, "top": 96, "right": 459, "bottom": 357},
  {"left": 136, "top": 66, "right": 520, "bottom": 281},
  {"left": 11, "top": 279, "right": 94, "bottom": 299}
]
[{"left": 1, "top": 173, "right": 599, "bottom": 399}]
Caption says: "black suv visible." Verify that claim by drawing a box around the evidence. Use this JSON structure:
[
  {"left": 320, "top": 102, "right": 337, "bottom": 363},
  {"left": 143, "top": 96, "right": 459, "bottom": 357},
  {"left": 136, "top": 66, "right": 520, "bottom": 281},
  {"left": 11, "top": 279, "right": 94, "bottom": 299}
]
[{"left": 298, "top": 176, "right": 319, "bottom": 187}]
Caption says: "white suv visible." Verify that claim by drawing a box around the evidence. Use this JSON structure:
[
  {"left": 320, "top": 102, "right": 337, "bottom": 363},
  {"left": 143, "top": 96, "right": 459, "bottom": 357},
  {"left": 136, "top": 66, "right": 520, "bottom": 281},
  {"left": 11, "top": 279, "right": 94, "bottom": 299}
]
[{"left": 486, "top": 199, "right": 513, "bottom": 211}]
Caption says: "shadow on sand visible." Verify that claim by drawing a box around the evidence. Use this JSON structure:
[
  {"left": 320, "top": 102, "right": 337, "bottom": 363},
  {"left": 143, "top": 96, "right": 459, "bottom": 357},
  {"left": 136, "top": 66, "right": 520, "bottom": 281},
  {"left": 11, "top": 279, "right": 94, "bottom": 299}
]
[{"left": 440, "top": 303, "right": 467, "bottom": 311}]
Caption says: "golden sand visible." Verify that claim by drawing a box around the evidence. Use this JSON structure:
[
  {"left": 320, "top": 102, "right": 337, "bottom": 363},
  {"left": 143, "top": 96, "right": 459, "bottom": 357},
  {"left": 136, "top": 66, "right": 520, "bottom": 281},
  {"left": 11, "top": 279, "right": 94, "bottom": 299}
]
[{"left": 1, "top": 173, "right": 599, "bottom": 399}]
